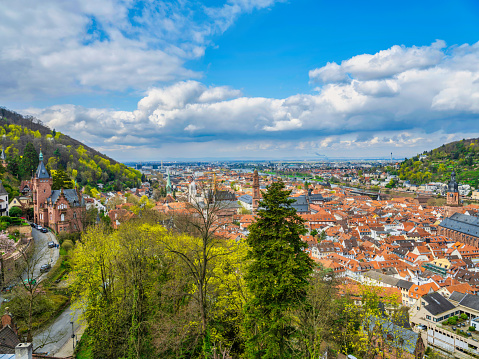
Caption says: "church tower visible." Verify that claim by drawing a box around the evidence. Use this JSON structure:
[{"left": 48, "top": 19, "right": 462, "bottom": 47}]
[
  {"left": 252, "top": 170, "right": 260, "bottom": 213},
  {"left": 32, "top": 150, "right": 52, "bottom": 226},
  {"left": 447, "top": 171, "right": 460, "bottom": 206}
]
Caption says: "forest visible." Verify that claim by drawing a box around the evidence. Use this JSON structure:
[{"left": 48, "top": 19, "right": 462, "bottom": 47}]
[
  {"left": 0, "top": 107, "right": 141, "bottom": 194},
  {"left": 392, "top": 138, "right": 479, "bottom": 186}
]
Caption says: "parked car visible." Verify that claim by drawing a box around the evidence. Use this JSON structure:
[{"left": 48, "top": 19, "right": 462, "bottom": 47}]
[
  {"left": 40, "top": 264, "right": 51, "bottom": 273},
  {"left": 41, "top": 228, "right": 48, "bottom": 233},
  {"left": 48, "top": 241, "right": 55, "bottom": 248},
  {"left": 30, "top": 223, "right": 36, "bottom": 228},
  {"left": 452, "top": 327, "right": 457, "bottom": 331},
  {"left": 37, "top": 225, "right": 43, "bottom": 230}
]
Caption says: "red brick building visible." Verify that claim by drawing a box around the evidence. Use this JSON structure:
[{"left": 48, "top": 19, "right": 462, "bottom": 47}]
[{"left": 33, "top": 151, "right": 85, "bottom": 233}]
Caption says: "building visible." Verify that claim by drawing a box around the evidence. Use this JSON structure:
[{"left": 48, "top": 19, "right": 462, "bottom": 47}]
[
  {"left": 438, "top": 212, "right": 479, "bottom": 247},
  {"left": 445, "top": 171, "right": 462, "bottom": 217},
  {"left": 0, "top": 181, "right": 9, "bottom": 216},
  {"left": 252, "top": 170, "right": 260, "bottom": 213},
  {"left": 32, "top": 151, "right": 85, "bottom": 233},
  {"left": 410, "top": 291, "right": 479, "bottom": 356}
]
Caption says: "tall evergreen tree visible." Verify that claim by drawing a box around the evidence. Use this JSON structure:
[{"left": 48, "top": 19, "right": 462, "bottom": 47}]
[
  {"left": 7, "top": 155, "right": 20, "bottom": 178},
  {"left": 20, "top": 142, "right": 38, "bottom": 179},
  {"left": 244, "top": 181, "right": 314, "bottom": 358}
]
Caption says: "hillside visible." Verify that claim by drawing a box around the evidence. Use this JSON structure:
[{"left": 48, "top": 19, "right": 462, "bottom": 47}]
[
  {"left": 0, "top": 107, "right": 141, "bottom": 196},
  {"left": 396, "top": 138, "right": 479, "bottom": 187}
]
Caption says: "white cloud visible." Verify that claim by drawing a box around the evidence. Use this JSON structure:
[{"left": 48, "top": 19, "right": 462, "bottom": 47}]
[
  {"left": 0, "top": 0, "right": 281, "bottom": 98},
  {"left": 22, "top": 40, "right": 479, "bottom": 159},
  {"left": 309, "top": 40, "right": 446, "bottom": 83}
]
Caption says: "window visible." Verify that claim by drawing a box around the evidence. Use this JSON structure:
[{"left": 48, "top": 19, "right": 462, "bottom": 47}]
[
  {"left": 426, "top": 315, "right": 431, "bottom": 320},
  {"left": 61, "top": 214, "right": 65, "bottom": 221},
  {"left": 73, "top": 212, "right": 76, "bottom": 219}
]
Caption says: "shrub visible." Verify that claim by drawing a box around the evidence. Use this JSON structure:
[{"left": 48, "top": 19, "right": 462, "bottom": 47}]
[
  {"left": 61, "top": 240, "right": 74, "bottom": 253},
  {"left": 448, "top": 316, "right": 458, "bottom": 325},
  {"left": 470, "top": 326, "right": 476, "bottom": 332},
  {"left": 461, "top": 313, "right": 468, "bottom": 320}
]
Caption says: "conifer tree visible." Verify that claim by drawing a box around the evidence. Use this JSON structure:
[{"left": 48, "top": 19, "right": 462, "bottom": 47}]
[
  {"left": 20, "top": 142, "right": 38, "bottom": 179},
  {"left": 244, "top": 180, "right": 314, "bottom": 358}
]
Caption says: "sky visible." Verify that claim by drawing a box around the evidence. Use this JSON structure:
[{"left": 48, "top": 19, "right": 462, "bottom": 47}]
[{"left": 1, "top": 0, "right": 479, "bottom": 161}]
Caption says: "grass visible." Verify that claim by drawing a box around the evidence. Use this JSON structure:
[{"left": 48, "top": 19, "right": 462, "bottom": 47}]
[{"left": 75, "top": 328, "right": 93, "bottom": 359}]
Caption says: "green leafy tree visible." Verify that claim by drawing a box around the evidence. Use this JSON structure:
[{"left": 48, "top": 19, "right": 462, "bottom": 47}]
[
  {"left": 20, "top": 142, "right": 39, "bottom": 179},
  {"left": 7, "top": 155, "right": 21, "bottom": 178},
  {"left": 52, "top": 169, "right": 75, "bottom": 190},
  {"left": 244, "top": 180, "right": 314, "bottom": 358},
  {"left": 9, "top": 206, "right": 22, "bottom": 217}
]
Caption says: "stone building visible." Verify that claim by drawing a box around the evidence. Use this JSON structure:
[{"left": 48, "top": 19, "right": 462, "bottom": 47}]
[
  {"left": 438, "top": 212, "right": 479, "bottom": 247},
  {"left": 445, "top": 171, "right": 462, "bottom": 217},
  {"left": 32, "top": 151, "right": 85, "bottom": 233}
]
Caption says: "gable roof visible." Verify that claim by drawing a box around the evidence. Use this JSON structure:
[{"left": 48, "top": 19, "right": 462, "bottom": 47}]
[
  {"left": 48, "top": 189, "right": 83, "bottom": 207},
  {"left": 422, "top": 292, "right": 455, "bottom": 316},
  {"left": 458, "top": 293, "right": 479, "bottom": 311},
  {"left": 439, "top": 213, "right": 479, "bottom": 238}
]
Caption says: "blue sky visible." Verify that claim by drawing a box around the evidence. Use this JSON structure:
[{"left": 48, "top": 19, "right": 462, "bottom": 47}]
[{"left": 1, "top": 0, "right": 479, "bottom": 160}]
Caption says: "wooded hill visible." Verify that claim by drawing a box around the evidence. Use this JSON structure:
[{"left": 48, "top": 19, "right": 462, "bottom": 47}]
[
  {"left": 0, "top": 107, "right": 141, "bottom": 196},
  {"left": 395, "top": 138, "right": 479, "bottom": 187}
]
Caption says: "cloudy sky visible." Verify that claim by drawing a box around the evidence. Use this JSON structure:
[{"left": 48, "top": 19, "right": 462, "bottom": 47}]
[{"left": 2, "top": 0, "right": 479, "bottom": 161}]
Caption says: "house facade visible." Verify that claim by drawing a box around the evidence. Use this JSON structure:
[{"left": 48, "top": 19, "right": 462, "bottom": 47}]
[{"left": 32, "top": 151, "right": 85, "bottom": 233}]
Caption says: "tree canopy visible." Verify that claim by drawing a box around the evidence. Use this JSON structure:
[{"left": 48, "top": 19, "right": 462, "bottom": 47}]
[{"left": 244, "top": 180, "right": 314, "bottom": 358}]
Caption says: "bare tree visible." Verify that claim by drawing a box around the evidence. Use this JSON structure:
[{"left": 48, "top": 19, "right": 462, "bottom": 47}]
[
  {"left": 164, "top": 182, "right": 235, "bottom": 335},
  {"left": 14, "top": 244, "right": 47, "bottom": 342}
]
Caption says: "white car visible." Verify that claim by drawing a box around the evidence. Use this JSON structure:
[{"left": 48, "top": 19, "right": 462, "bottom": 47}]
[{"left": 37, "top": 225, "right": 43, "bottom": 230}]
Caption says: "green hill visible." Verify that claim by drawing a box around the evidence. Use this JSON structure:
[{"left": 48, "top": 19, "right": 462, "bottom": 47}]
[
  {"left": 396, "top": 138, "right": 479, "bottom": 187},
  {"left": 0, "top": 107, "right": 141, "bottom": 197}
]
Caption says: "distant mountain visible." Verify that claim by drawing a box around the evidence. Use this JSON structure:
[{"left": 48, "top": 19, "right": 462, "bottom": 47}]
[
  {"left": 396, "top": 138, "right": 479, "bottom": 187},
  {"left": 0, "top": 107, "right": 141, "bottom": 197}
]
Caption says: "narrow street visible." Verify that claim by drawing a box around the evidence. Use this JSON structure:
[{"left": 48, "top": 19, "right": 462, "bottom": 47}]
[{"left": 33, "top": 304, "right": 83, "bottom": 356}]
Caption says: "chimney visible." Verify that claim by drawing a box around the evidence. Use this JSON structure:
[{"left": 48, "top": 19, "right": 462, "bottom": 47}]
[{"left": 15, "top": 343, "right": 32, "bottom": 359}]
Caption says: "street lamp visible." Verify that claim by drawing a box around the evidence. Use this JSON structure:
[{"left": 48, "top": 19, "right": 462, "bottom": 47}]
[{"left": 70, "top": 321, "right": 75, "bottom": 350}]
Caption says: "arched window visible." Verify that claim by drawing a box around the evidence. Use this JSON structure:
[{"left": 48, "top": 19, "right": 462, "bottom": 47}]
[{"left": 61, "top": 214, "right": 65, "bottom": 221}]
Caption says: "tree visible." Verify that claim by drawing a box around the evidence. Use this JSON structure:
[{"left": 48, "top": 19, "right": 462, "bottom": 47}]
[
  {"left": 9, "top": 206, "right": 22, "bottom": 217},
  {"left": 52, "top": 169, "right": 75, "bottom": 190},
  {"left": 165, "top": 182, "right": 235, "bottom": 341},
  {"left": 20, "top": 142, "right": 39, "bottom": 179},
  {"left": 244, "top": 180, "right": 314, "bottom": 358},
  {"left": 7, "top": 154, "right": 20, "bottom": 178}
]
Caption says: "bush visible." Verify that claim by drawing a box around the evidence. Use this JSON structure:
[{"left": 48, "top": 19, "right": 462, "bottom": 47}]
[
  {"left": 9, "top": 207, "right": 22, "bottom": 217},
  {"left": 448, "top": 316, "right": 458, "bottom": 325},
  {"left": 461, "top": 313, "right": 468, "bottom": 320},
  {"left": 57, "top": 232, "right": 81, "bottom": 244},
  {"left": 61, "top": 240, "right": 74, "bottom": 253},
  {"left": 470, "top": 326, "right": 476, "bottom": 332}
]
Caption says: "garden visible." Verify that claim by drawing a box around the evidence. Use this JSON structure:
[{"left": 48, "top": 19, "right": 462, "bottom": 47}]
[{"left": 442, "top": 314, "right": 477, "bottom": 338}]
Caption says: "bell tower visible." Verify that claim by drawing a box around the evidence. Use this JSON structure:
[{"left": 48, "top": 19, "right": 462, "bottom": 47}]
[{"left": 446, "top": 171, "right": 460, "bottom": 206}]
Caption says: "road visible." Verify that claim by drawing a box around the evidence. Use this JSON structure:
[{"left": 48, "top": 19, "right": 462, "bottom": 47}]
[
  {"left": 33, "top": 304, "right": 82, "bottom": 355},
  {"left": 29, "top": 228, "right": 82, "bottom": 356},
  {"left": 30, "top": 228, "right": 59, "bottom": 281}
]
